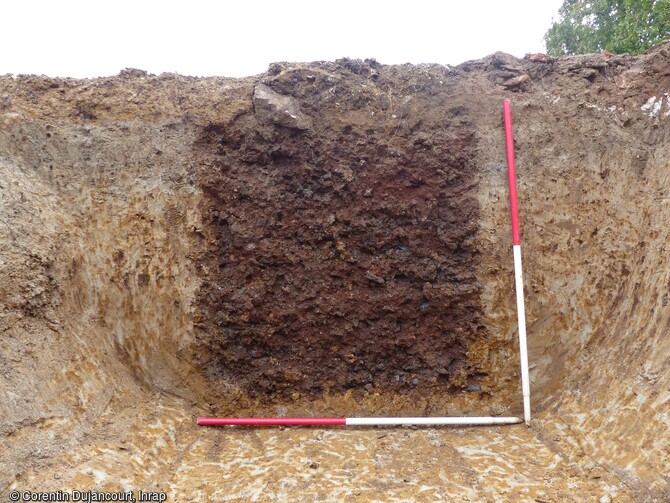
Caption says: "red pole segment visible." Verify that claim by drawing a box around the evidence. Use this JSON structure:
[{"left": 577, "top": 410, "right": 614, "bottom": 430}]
[
  {"left": 503, "top": 99, "right": 521, "bottom": 246},
  {"left": 197, "top": 417, "right": 346, "bottom": 426}
]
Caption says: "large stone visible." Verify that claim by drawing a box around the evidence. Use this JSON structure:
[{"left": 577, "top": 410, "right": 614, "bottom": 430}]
[
  {"left": 491, "top": 51, "right": 522, "bottom": 71},
  {"left": 503, "top": 73, "right": 530, "bottom": 88},
  {"left": 253, "top": 83, "right": 312, "bottom": 130}
]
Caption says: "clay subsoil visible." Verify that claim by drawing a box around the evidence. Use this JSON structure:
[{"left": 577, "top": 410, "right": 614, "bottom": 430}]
[{"left": 1, "top": 44, "right": 670, "bottom": 501}]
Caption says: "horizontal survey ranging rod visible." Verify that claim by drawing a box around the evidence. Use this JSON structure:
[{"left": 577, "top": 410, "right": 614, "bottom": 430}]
[
  {"left": 197, "top": 417, "right": 523, "bottom": 427},
  {"left": 503, "top": 99, "right": 531, "bottom": 425}
]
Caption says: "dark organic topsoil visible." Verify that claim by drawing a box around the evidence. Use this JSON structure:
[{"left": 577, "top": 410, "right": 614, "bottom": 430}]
[{"left": 196, "top": 60, "right": 485, "bottom": 399}]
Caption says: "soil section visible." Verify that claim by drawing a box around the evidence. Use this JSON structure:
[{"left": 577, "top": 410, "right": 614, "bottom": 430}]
[
  {"left": 1, "top": 43, "right": 670, "bottom": 501},
  {"left": 196, "top": 61, "right": 484, "bottom": 400}
]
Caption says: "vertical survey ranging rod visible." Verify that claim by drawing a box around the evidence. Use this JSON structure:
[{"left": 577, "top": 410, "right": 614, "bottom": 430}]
[{"left": 503, "top": 99, "right": 531, "bottom": 425}]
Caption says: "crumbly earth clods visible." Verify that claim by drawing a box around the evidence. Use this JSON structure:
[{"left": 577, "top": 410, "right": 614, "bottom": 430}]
[{"left": 197, "top": 65, "right": 482, "bottom": 400}]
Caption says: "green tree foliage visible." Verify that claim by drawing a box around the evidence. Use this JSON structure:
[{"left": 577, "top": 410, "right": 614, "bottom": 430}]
[{"left": 545, "top": 0, "right": 670, "bottom": 55}]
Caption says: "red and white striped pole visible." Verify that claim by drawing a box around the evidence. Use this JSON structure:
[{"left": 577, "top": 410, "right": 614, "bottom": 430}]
[
  {"left": 197, "top": 416, "right": 522, "bottom": 427},
  {"left": 195, "top": 102, "right": 531, "bottom": 429},
  {"left": 503, "top": 99, "right": 531, "bottom": 425}
]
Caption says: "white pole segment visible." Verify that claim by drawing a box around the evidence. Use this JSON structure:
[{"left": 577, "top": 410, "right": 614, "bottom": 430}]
[
  {"left": 345, "top": 416, "right": 523, "bottom": 426},
  {"left": 513, "top": 245, "right": 531, "bottom": 424}
]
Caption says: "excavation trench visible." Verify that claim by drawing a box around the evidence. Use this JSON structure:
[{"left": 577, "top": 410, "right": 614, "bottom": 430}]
[{"left": 1, "top": 46, "right": 670, "bottom": 500}]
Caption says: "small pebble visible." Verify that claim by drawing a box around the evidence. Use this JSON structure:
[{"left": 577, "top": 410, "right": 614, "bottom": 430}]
[{"left": 365, "top": 270, "right": 385, "bottom": 284}]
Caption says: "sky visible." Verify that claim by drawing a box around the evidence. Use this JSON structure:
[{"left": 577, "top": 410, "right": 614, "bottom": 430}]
[{"left": 1, "top": 0, "right": 565, "bottom": 78}]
